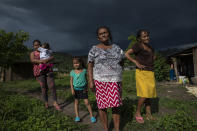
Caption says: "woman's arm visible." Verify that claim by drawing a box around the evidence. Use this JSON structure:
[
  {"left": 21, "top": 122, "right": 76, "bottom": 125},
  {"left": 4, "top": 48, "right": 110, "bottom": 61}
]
[
  {"left": 88, "top": 62, "right": 95, "bottom": 91},
  {"left": 30, "top": 52, "right": 54, "bottom": 64},
  {"left": 125, "top": 49, "right": 146, "bottom": 69},
  {"left": 30, "top": 52, "right": 43, "bottom": 64},
  {"left": 154, "top": 55, "right": 156, "bottom": 60},
  {"left": 44, "top": 56, "right": 54, "bottom": 63},
  {"left": 70, "top": 76, "right": 75, "bottom": 95}
]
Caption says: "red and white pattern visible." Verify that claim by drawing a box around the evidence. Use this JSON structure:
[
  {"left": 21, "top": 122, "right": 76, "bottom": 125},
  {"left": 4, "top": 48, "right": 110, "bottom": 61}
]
[{"left": 94, "top": 80, "right": 122, "bottom": 109}]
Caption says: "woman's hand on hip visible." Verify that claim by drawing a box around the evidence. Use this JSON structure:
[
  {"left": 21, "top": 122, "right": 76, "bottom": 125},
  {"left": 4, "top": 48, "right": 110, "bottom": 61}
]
[{"left": 135, "top": 62, "right": 146, "bottom": 69}]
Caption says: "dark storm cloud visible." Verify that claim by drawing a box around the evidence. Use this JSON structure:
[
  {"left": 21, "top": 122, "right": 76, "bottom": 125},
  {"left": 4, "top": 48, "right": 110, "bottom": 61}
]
[{"left": 0, "top": 0, "right": 197, "bottom": 55}]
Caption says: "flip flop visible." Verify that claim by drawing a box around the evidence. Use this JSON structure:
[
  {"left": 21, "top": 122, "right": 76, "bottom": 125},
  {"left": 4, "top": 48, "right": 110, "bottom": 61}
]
[
  {"left": 54, "top": 104, "right": 61, "bottom": 111},
  {"left": 146, "top": 115, "right": 156, "bottom": 121},
  {"left": 135, "top": 116, "right": 144, "bottom": 124},
  {"left": 45, "top": 103, "right": 49, "bottom": 109}
]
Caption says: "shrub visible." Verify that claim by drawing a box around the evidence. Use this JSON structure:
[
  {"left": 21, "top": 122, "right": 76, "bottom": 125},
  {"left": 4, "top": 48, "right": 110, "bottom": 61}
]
[
  {"left": 154, "top": 53, "right": 170, "bottom": 81},
  {"left": 156, "top": 105, "right": 197, "bottom": 131}
]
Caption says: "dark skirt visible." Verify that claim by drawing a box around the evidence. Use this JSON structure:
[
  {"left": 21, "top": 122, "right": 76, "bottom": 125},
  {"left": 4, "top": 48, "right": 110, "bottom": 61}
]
[{"left": 74, "top": 89, "right": 88, "bottom": 99}]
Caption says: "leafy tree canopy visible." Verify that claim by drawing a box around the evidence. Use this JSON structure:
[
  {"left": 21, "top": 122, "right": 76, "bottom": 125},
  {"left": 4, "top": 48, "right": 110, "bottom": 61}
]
[{"left": 0, "top": 30, "right": 29, "bottom": 67}]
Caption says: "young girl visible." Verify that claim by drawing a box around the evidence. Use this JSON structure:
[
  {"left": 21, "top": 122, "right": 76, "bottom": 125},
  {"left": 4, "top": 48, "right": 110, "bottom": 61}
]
[
  {"left": 70, "top": 57, "right": 96, "bottom": 123},
  {"left": 38, "top": 42, "right": 53, "bottom": 72}
]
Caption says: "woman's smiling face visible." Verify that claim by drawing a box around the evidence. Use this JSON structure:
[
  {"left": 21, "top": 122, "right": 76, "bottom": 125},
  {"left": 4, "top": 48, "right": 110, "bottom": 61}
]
[{"left": 139, "top": 31, "right": 150, "bottom": 44}]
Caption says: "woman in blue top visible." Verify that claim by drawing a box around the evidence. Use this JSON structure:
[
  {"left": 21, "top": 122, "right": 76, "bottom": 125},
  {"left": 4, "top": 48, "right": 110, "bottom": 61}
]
[{"left": 70, "top": 56, "right": 96, "bottom": 123}]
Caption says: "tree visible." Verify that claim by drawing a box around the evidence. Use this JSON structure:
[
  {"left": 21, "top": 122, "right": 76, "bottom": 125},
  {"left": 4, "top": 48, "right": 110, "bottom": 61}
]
[
  {"left": 127, "top": 34, "right": 137, "bottom": 51},
  {"left": 0, "top": 30, "right": 29, "bottom": 81},
  {"left": 0, "top": 30, "right": 29, "bottom": 67},
  {"left": 124, "top": 34, "right": 137, "bottom": 67}
]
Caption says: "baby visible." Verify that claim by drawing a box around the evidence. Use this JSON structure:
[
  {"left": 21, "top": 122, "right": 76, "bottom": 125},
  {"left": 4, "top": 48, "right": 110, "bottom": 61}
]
[{"left": 38, "top": 43, "right": 53, "bottom": 72}]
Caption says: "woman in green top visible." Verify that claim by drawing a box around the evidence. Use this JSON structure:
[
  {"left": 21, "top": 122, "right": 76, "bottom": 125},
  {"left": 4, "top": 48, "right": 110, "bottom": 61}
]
[{"left": 70, "top": 57, "right": 96, "bottom": 123}]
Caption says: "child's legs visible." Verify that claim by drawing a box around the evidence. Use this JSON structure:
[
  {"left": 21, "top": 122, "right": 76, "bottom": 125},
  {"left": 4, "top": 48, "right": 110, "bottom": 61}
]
[
  {"left": 74, "top": 99, "right": 79, "bottom": 117},
  {"left": 36, "top": 75, "right": 48, "bottom": 103},
  {"left": 84, "top": 99, "right": 93, "bottom": 117},
  {"left": 46, "top": 72, "right": 57, "bottom": 104}
]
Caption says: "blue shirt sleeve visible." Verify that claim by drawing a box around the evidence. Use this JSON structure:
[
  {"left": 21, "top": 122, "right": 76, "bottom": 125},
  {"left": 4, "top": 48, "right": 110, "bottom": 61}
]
[{"left": 70, "top": 70, "right": 74, "bottom": 77}]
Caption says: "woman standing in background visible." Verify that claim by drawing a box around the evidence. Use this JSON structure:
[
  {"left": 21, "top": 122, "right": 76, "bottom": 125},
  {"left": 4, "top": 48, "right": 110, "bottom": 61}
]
[{"left": 125, "top": 29, "right": 156, "bottom": 124}]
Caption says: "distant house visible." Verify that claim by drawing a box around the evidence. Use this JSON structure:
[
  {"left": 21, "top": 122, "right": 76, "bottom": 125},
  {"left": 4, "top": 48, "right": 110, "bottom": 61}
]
[
  {"left": 0, "top": 52, "right": 72, "bottom": 82},
  {"left": 0, "top": 53, "right": 34, "bottom": 82},
  {"left": 168, "top": 44, "right": 197, "bottom": 84}
]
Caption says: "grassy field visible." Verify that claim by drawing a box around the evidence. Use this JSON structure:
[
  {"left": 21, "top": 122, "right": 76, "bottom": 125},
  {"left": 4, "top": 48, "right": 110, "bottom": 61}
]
[{"left": 1, "top": 70, "right": 197, "bottom": 131}]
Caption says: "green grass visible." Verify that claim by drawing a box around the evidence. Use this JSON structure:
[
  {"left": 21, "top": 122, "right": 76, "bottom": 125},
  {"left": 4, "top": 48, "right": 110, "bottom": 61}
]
[
  {"left": 0, "top": 89, "right": 86, "bottom": 131},
  {"left": 1, "top": 70, "right": 197, "bottom": 130}
]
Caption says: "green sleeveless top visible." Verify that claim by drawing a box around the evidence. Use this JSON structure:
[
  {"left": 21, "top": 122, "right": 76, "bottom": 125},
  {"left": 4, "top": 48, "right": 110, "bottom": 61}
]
[{"left": 70, "top": 69, "right": 87, "bottom": 90}]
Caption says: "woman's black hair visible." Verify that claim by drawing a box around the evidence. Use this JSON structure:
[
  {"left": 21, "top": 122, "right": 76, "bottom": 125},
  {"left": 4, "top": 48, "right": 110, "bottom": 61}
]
[
  {"left": 136, "top": 29, "right": 150, "bottom": 41},
  {"left": 33, "top": 39, "right": 41, "bottom": 46},
  {"left": 72, "top": 56, "right": 86, "bottom": 69},
  {"left": 96, "top": 26, "right": 113, "bottom": 42}
]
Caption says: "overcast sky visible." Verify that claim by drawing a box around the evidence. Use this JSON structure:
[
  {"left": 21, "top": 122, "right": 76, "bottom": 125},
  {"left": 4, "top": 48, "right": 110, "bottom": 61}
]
[{"left": 0, "top": 0, "right": 197, "bottom": 55}]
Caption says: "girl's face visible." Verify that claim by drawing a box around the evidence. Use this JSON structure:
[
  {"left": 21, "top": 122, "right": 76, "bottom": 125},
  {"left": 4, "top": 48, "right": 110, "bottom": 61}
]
[
  {"left": 73, "top": 59, "right": 80, "bottom": 69},
  {"left": 139, "top": 31, "right": 150, "bottom": 44},
  {"left": 33, "top": 42, "right": 40, "bottom": 51},
  {"left": 97, "top": 28, "right": 110, "bottom": 43}
]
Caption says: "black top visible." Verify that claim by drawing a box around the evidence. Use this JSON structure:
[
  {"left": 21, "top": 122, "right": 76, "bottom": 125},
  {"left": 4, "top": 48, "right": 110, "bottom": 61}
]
[{"left": 132, "top": 43, "right": 154, "bottom": 71}]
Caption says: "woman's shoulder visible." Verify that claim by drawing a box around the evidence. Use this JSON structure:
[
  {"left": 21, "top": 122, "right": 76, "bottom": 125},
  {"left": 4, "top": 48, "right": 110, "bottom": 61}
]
[
  {"left": 112, "top": 43, "right": 121, "bottom": 48},
  {"left": 31, "top": 50, "right": 40, "bottom": 56},
  {"left": 112, "top": 43, "right": 124, "bottom": 51},
  {"left": 88, "top": 45, "right": 99, "bottom": 53}
]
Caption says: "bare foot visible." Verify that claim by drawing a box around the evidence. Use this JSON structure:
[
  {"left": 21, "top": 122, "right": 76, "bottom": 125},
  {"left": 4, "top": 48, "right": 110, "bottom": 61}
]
[
  {"left": 53, "top": 103, "right": 61, "bottom": 111},
  {"left": 146, "top": 114, "right": 156, "bottom": 121}
]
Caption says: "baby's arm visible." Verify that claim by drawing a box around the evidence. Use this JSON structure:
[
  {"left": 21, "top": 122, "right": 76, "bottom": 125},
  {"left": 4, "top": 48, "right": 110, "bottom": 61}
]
[{"left": 37, "top": 47, "right": 46, "bottom": 52}]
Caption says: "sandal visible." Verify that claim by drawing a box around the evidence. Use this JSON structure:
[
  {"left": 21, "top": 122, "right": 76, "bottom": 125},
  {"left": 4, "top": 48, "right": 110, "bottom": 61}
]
[
  {"left": 45, "top": 103, "right": 49, "bottom": 109},
  {"left": 146, "top": 114, "right": 156, "bottom": 121},
  {"left": 54, "top": 104, "right": 61, "bottom": 111},
  {"left": 75, "top": 117, "right": 80, "bottom": 122},
  {"left": 91, "top": 117, "right": 96, "bottom": 123},
  {"left": 135, "top": 116, "right": 144, "bottom": 124}
]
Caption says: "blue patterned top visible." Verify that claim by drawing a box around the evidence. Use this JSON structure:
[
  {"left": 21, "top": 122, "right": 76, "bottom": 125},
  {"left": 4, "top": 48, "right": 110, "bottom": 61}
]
[
  {"left": 88, "top": 44, "right": 124, "bottom": 82},
  {"left": 70, "top": 69, "right": 87, "bottom": 90}
]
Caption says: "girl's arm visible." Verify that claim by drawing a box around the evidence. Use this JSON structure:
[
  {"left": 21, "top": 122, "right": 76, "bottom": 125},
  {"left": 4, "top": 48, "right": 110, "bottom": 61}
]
[
  {"left": 70, "top": 76, "right": 75, "bottom": 95},
  {"left": 88, "top": 62, "right": 95, "bottom": 91},
  {"left": 125, "top": 49, "right": 146, "bottom": 69}
]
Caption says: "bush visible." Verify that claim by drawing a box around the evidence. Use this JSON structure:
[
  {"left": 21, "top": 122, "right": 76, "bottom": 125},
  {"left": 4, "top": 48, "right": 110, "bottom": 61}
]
[
  {"left": 154, "top": 53, "right": 170, "bottom": 81},
  {"left": 156, "top": 105, "right": 197, "bottom": 131}
]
